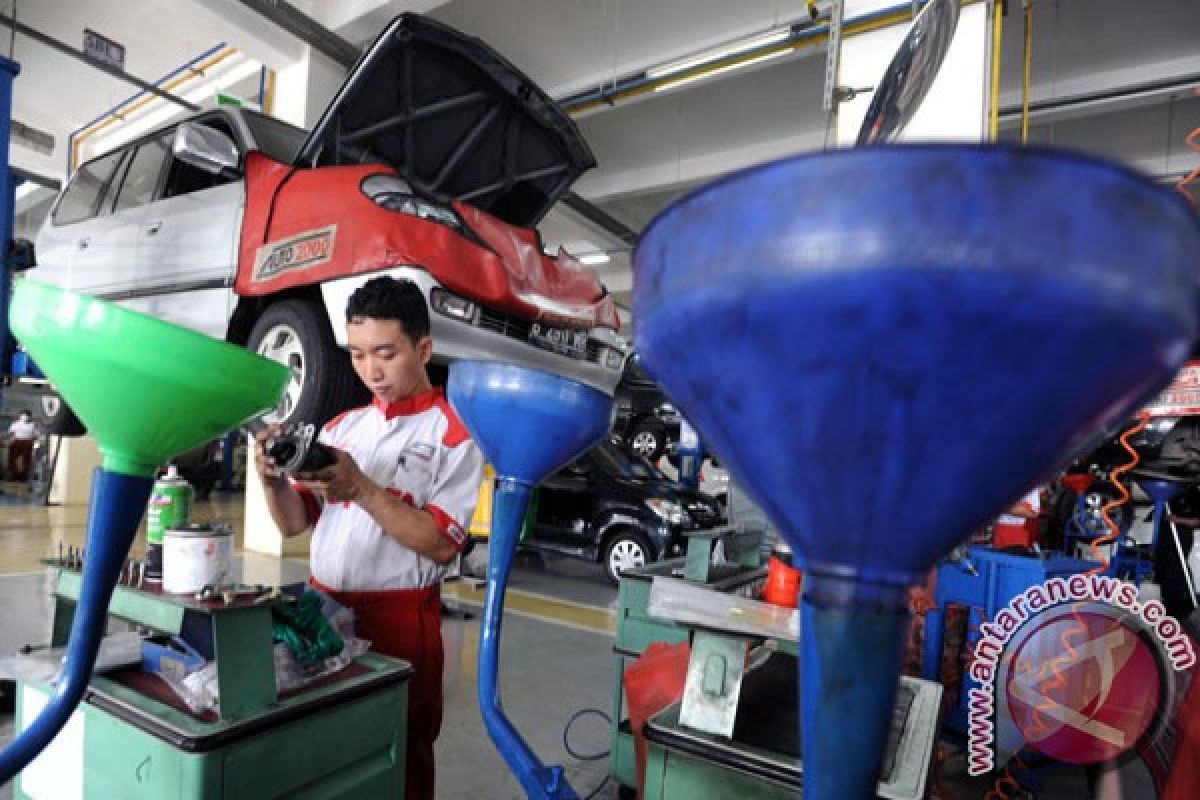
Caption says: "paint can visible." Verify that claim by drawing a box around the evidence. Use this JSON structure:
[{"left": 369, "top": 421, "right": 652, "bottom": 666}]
[
  {"left": 146, "top": 465, "right": 192, "bottom": 581},
  {"left": 162, "top": 523, "right": 233, "bottom": 594}
]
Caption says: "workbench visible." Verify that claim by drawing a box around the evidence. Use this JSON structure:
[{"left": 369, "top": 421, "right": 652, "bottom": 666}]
[{"left": 14, "top": 568, "right": 412, "bottom": 799}]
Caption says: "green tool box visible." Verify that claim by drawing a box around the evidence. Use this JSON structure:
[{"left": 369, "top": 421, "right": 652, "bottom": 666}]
[{"left": 14, "top": 569, "right": 412, "bottom": 799}]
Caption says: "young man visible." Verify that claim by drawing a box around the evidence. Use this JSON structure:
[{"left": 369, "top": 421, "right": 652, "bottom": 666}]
[
  {"left": 6, "top": 410, "right": 38, "bottom": 482},
  {"left": 255, "top": 276, "right": 484, "bottom": 800}
]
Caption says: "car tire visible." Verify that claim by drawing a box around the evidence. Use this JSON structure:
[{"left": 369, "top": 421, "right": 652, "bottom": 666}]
[
  {"left": 247, "top": 299, "right": 367, "bottom": 427},
  {"left": 603, "top": 529, "right": 655, "bottom": 585},
  {"left": 626, "top": 418, "right": 666, "bottom": 462},
  {"left": 39, "top": 393, "right": 86, "bottom": 437}
]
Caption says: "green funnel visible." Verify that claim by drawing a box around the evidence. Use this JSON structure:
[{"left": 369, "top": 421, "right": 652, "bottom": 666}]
[{"left": 9, "top": 280, "right": 289, "bottom": 476}]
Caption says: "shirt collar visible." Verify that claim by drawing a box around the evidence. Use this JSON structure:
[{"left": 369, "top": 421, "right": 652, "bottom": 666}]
[{"left": 372, "top": 388, "right": 440, "bottom": 420}]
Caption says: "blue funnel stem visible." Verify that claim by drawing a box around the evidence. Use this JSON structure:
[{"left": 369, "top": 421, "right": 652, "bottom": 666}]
[
  {"left": 479, "top": 478, "right": 578, "bottom": 800},
  {"left": 0, "top": 469, "right": 152, "bottom": 784},
  {"left": 801, "top": 573, "right": 909, "bottom": 800}
]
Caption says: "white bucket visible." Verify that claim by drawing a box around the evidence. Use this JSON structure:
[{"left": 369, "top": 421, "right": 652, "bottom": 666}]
[{"left": 163, "top": 523, "right": 234, "bottom": 594}]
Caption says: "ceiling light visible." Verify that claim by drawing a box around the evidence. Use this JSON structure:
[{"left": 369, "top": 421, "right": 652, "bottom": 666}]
[
  {"left": 646, "top": 28, "right": 791, "bottom": 79},
  {"left": 578, "top": 252, "right": 611, "bottom": 266}
]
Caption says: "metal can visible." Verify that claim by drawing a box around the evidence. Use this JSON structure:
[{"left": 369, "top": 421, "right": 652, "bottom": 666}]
[
  {"left": 146, "top": 465, "right": 192, "bottom": 581},
  {"left": 163, "top": 523, "right": 234, "bottom": 594}
]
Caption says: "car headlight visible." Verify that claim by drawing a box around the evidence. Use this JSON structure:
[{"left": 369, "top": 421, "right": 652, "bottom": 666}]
[
  {"left": 647, "top": 498, "right": 689, "bottom": 525},
  {"left": 430, "top": 287, "right": 477, "bottom": 323},
  {"left": 361, "top": 174, "right": 462, "bottom": 230}
]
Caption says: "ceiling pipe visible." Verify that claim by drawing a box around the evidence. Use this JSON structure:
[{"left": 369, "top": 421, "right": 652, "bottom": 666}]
[
  {"left": 232, "top": 0, "right": 361, "bottom": 68},
  {"left": 0, "top": 12, "right": 198, "bottom": 112},
  {"left": 997, "top": 72, "right": 1200, "bottom": 125}
]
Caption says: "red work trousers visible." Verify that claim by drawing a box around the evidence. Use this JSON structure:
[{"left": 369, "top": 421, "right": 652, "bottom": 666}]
[
  {"left": 7, "top": 439, "right": 32, "bottom": 481},
  {"left": 311, "top": 579, "right": 444, "bottom": 800}
]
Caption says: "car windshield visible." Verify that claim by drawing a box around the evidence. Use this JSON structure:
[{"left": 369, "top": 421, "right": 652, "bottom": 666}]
[
  {"left": 241, "top": 110, "right": 308, "bottom": 162},
  {"left": 593, "top": 441, "right": 664, "bottom": 479}
]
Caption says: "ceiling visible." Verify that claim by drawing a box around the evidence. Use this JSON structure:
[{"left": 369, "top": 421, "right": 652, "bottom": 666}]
[{"left": 8, "top": 0, "right": 1200, "bottom": 325}]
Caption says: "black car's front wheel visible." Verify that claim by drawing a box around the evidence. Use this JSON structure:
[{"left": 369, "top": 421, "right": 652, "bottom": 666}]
[
  {"left": 626, "top": 418, "right": 666, "bottom": 462},
  {"left": 603, "top": 530, "right": 655, "bottom": 585}
]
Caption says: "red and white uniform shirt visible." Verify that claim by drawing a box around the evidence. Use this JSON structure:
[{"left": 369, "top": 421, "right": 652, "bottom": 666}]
[{"left": 297, "top": 388, "right": 484, "bottom": 591}]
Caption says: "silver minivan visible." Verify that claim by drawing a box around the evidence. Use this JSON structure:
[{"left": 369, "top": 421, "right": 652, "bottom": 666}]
[{"left": 28, "top": 14, "right": 625, "bottom": 434}]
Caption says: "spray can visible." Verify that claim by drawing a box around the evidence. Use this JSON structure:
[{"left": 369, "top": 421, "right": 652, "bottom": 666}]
[{"left": 146, "top": 465, "right": 192, "bottom": 582}]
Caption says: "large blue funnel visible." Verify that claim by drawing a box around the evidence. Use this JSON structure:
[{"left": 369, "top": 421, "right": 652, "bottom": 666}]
[
  {"left": 633, "top": 145, "right": 1200, "bottom": 799},
  {"left": 448, "top": 361, "right": 613, "bottom": 799}
]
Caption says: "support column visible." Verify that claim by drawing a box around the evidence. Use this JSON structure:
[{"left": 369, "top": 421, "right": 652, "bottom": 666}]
[{"left": 47, "top": 437, "right": 102, "bottom": 506}]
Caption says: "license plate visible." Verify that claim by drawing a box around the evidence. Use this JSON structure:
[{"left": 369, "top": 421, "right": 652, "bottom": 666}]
[{"left": 529, "top": 322, "right": 588, "bottom": 358}]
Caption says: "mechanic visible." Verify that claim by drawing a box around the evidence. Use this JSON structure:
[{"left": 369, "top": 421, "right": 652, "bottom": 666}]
[
  {"left": 255, "top": 276, "right": 484, "bottom": 800},
  {"left": 6, "top": 410, "right": 38, "bottom": 482}
]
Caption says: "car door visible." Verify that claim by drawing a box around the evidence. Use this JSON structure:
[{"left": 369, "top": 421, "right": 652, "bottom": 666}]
[
  {"left": 33, "top": 147, "right": 130, "bottom": 293},
  {"left": 533, "top": 458, "right": 598, "bottom": 550},
  {"left": 128, "top": 116, "right": 244, "bottom": 340}
]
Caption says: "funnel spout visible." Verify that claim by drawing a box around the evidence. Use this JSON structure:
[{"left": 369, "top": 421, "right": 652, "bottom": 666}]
[
  {"left": 0, "top": 470, "right": 153, "bottom": 784},
  {"left": 478, "top": 480, "right": 578, "bottom": 800},
  {"left": 801, "top": 573, "right": 910, "bottom": 800}
]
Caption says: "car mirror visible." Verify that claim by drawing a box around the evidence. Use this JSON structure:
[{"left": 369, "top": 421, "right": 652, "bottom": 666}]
[
  {"left": 7, "top": 238, "right": 35, "bottom": 271},
  {"left": 173, "top": 122, "right": 240, "bottom": 175}
]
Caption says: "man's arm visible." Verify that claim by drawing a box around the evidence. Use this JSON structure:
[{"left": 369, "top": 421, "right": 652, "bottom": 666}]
[
  {"left": 297, "top": 449, "right": 459, "bottom": 564},
  {"left": 254, "top": 428, "right": 314, "bottom": 537}
]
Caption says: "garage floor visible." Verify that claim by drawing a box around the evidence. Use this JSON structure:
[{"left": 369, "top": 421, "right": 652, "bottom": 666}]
[{"left": 0, "top": 492, "right": 1165, "bottom": 799}]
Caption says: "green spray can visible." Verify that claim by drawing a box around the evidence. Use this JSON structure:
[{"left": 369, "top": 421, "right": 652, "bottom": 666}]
[{"left": 146, "top": 464, "right": 192, "bottom": 581}]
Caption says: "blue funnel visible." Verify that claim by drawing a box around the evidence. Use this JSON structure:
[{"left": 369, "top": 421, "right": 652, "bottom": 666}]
[
  {"left": 633, "top": 145, "right": 1200, "bottom": 798},
  {"left": 448, "top": 361, "right": 613, "bottom": 799}
]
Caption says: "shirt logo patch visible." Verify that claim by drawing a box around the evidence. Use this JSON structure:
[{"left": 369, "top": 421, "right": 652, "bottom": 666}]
[
  {"left": 446, "top": 522, "right": 466, "bottom": 546},
  {"left": 402, "top": 442, "right": 436, "bottom": 463}
]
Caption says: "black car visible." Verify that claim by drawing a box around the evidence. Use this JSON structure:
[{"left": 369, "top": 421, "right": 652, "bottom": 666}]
[
  {"left": 524, "top": 440, "right": 724, "bottom": 584},
  {"left": 613, "top": 352, "right": 681, "bottom": 462}
]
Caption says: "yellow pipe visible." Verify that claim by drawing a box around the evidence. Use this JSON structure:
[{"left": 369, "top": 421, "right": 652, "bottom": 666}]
[
  {"left": 989, "top": 0, "right": 1004, "bottom": 140},
  {"left": 566, "top": 1, "right": 984, "bottom": 117},
  {"left": 1021, "top": 1, "right": 1033, "bottom": 144},
  {"left": 72, "top": 46, "right": 240, "bottom": 170}
]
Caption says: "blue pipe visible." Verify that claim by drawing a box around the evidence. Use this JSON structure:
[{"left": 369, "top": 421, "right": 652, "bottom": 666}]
[
  {"left": 0, "top": 469, "right": 153, "bottom": 784},
  {"left": 801, "top": 573, "right": 909, "bottom": 800},
  {"left": 479, "top": 478, "right": 578, "bottom": 800}
]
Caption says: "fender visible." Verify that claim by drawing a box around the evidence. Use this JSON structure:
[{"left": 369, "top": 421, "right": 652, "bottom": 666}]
[{"left": 593, "top": 509, "right": 670, "bottom": 558}]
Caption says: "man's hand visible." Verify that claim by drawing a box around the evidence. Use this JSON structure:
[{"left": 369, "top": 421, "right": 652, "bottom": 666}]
[
  {"left": 296, "top": 448, "right": 368, "bottom": 504},
  {"left": 253, "top": 423, "right": 286, "bottom": 484}
]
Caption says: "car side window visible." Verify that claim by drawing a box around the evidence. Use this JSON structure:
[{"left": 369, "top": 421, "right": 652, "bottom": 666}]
[
  {"left": 162, "top": 118, "right": 241, "bottom": 198},
  {"left": 52, "top": 149, "right": 126, "bottom": 225},
  {"left": 113, "top": 135, "right": 171, "bottom": 212}
]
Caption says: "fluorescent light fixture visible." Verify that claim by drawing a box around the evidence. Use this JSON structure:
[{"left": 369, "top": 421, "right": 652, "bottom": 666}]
[
  {"left": 653, "top": 49, "right": 788, "bottom": 93},
  {"left": 14, "top": 183, "right": 42, "bottom": 201},
  {"left": 578, "top": 252, "right": 611, "bottom": 266},
  {"left": 646, "top": 28, "right": 791, "bottom": 79}
]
